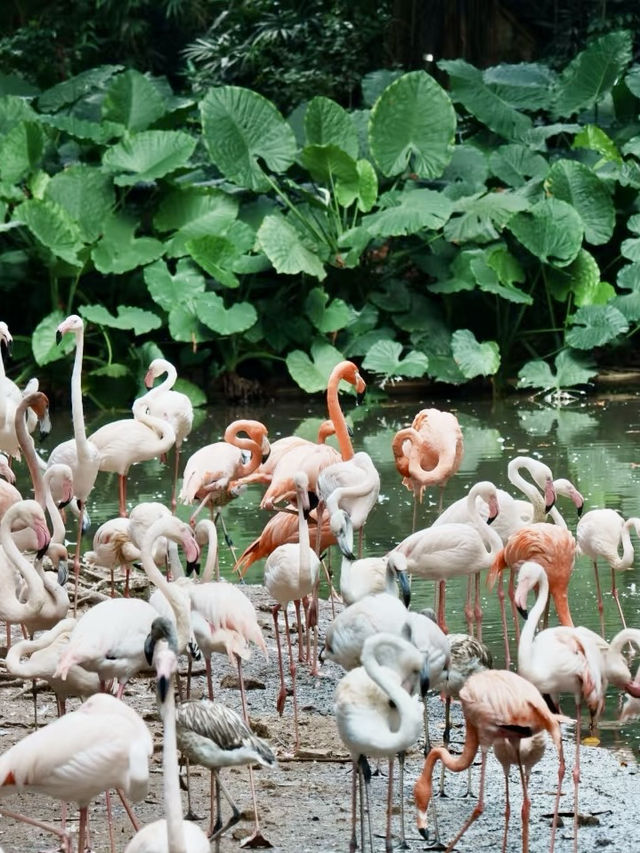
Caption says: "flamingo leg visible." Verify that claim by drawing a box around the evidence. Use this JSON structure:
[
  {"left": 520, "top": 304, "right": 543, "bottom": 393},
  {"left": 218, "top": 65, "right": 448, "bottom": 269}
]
[
  {"left": 293, "top": 598, "right": 305, "bottom": 663},
  {"left": 272, "top": 604, "right": 288, "bottom": 717},
  {"left": 0, "top": 806, "right": 72, "bottom": 853},
  {"left": 610, "top": 566, "right": 628, "bottom": 628},
  {"left": 445, "top": 748, "right": 487, "bottom": 852},
  {"left": 501, "top": 769, "right": 510, "bottom": 853},
  {"left": 550, "top": 741, "right": 565, "bottom": 853},
  {"left": 205, "top": 654, "right": 214, "bottom": 701},
  {"left": 72, "top": 509, "right": 84, "bottom": 617},
  {"left": 209, "top": 771, "right": 241, "bottom": 840},
  {"left": 283, "top": 607, "right": 300, "bottom": 753},
  {"left": 507, "top": 567, "right": 520, "bottom": 644},
  {"left": 437, "top": 580, "right": 448, "bottom": 634},
  {"left": 473, "top": 572, "right": 483, "bottom": 641},
  {"left": 349, "top": 760, "right": 358, "bottom": 853},
  {"left": 573, "top": 700, "right": 581, "bottom": 853},
  {"left": 516, "top": 746, "right": 530, "bottom": 853},
  {"left": 171, "top": 444, "right": 181, "bottom": 513},
  {"left": 384, "top": 757, "right": 394, "bottom": 853},
  {"left": 439, "top": 696, "right": 452, "bottom": 796},
  {"left": 496, "top": 572, "right": 511, "bottom": 669},
  {"left": 118, "top": 473, "right": 127, "bottom": 517},
  {"left": 358, "top": 755, "right": 374, "bottom": 853},
  {"left": 397, "top": 751, "right": 410, "bottom": 850},
  {"left": 104, "top": 790, "right": 116, "bottom": 853},
  {"left": 592, "top": 561, "right": 606, "bottom": 635},
  {"left": 464, "top": 575, "right": 474, "bottom": 635}
]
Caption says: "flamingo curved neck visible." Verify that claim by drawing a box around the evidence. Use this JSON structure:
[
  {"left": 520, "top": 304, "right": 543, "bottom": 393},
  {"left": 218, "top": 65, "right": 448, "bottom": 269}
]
[
  {"left": 614, "top": 520, "right": 638, "bottom": 570},
  {"left": 360, "top": 641, "right": 417, "bottom": 752},
  {"left": 609, "top": 628, "right": 640, "bottom": 656},
  {"left": 225, "top": 422, "right": 265, "bottom": 478},
  {"left": 0, "top": 512, "right": 46, "bottom": 620},
  {"left": 16, "top": 398, "right": 45, "bottom": 508},
  {"left": 70, "top": 327, "right": 91, "bottom": 459},
  {"left": 508, "top": 458, "right": 547, "bottom": 521},
  {"left": 133, "top": 405, "right": 176, "bottom": 448},
  {"left": 141, "top": 525, "right": 190, "bottom": 649},
  {"left": 43, "top": 469, "right": 66, "bottom": 544},
  {"left": 518, "top": 568, "right": 549, "bottom": 669},
  {"left": 467, "top": 486, "right": 502, "bottom": 558},
  {"left": 414, "top": 725, "right": 480, "bottom": 823},
  {"left": 199, "top": 522, "right": 219, "bottom": 583},
  {"left": 151, "top": 361, "right": 177, "bottom": 396},
  {"left": 327, "top": 368, "right": 355, "bottom": 461}
]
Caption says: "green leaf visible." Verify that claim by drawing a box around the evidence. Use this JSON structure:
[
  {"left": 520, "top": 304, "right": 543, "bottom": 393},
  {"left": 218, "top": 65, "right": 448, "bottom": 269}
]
[
  {"left": 617, "top": 263, "right": 640, "bottom": 291},
  {"left": 38, "top": 65, "right": 124, "bottom": 111},
  {"left": 185, "top": 235, "right": 240, "bottom": 288},
  {"left": 0, "top": 121, "right": 44, "bottom": 183},
  {"left": 12, "top": 198, "right": 83, "bottom": 266},
  {"left": 469, "top": 254, "right": 533, "bottom": 305},
  {"left": 102, "top": 130, "right": 196, "bottom": 185},
  {"left": 546, "top": 249, "right": 610, "bottom": 306},
  {"left": 257, "top": 213, "right": 326, "bottom": 280},
  {"left": 155, "top": 187, "right": 239, "bottom": 257},
  {"left": 482, "top": 62, "right": 557, "bottom": 110},
  {"left": 627, "top": 214, "right": 640, "bottom": 235},
  {"left": 286, "top": 341, "right": 346, "bottom": 393},
  {"left": 361, "top": 188, "right": 453, "bottom": 237},
  {"left": 90, "top": 363, "right": 130, "bottom": 378},
  {"left": 305, "top": 287, "right": 352, "bottom": 333},
  {"left": 508, "top": 198, "right": 583, "bottom": 267},
  {"left": 299, "top": 144, "right": 358, "bottom": 188},
  {"left": 517, "top": 349, "right": 597, "bottom": 392},
  {"left": 304, "top": 97, "right": 358, "bottom": 158},
  {"left": 361, "top": 70, "right": 404, "bottom": 107},
  {"left": 79, "top": 304, "right": 161, "bottom": 335},
  {"left": 444, "top": 190, "right": 529, "bottom": 244},
  {"left": 369, "top": 71, "right": 456, "bottom": 178},
  {"left": 44, "top": 165, "right": 114, "bottom": 243},
  {"left": 32, "top": 310, "right": 75, "bottom": 366},
  {"left": 144, "top": 258, "right": 205, "bottom": 312},
  {"left": 39, "top": 113, "right": 123, "bottom": 144},
  {"left": 572, "top": 125, "right": 622, "bottom": 164},
  {"left": 441, "top": 144, "right": 489, "bottom": 195},
  {"left": 489, "top": 144, "right": 547, "bottom": 188},
  {"left": 553, "top": 31, "right": 633, "bottom": 118},
  {"left": 91, "top": 215, "right": 164, "bottom": 274},
  {"left": 195, "top": 291, "right": 257, "bottom": 335},
  {"left": 486, "top": 245, "right": 525, "bottom": 286},
  {"left": 0, "top": 74, "right": 39, "bottom": 98},
  {"left": 0, "top": 96, "right": 36, "bottom": 135},
  {"left": 547, "top": 160, "right": 614, "bottom": 245},
  {"left": 439, "top": 59, "right": 532, "bottom": 140},
  {"left": 362, "top": 339, "right": 429, "bottom": 383},
  {"left": 620, "top": 238, "right": 640, "bottom": 262},
  {"left": 345, "top": 159, "right": 378, "bottom": 213},
  {"left": 451, "top": 329, "right": 500, "bottom": 378},
  {"left": 200, "top": 86, "right": 296, "bottom": 192},
  {"left": 174, "top": 378, "right": 207, "bottom": 408},
  {"left": 565, "top": 304, "right": 629, "bottom": 349},
  {"left": 102, "top": 69, "right": 167, "bottom": 131}
]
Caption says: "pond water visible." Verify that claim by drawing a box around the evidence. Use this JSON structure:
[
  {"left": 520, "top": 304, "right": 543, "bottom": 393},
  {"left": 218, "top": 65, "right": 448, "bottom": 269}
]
[{"left": 43, "top": 385, "right": 640, "bottom": 761}]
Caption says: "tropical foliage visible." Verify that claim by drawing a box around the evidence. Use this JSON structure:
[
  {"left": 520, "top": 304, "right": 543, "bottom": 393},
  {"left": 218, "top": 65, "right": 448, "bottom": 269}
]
[{"left": 2, "top": 28, "right": 640, "bottom": 403}]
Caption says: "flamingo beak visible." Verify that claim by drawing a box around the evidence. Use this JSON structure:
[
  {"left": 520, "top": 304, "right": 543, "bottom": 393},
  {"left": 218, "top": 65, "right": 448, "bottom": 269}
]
[
  {"left": 397, "top": 570, "right": 411, "bottom": 608},
  {"left": 144, "top": 368, "right": 155, "bottom": 389},
  {"left": 544, "top": 477, "right": 556, "bottom": 514},
  {"left": 55, "top": 330, "right": 63, "bottom": 345},
  {"left": 625, "top": 681, "right": 640, "bottom": 699},
  {"left": 182, "top": 530, "right": 201, "bottom": 566},
  {"left": 419, "top": 660, "right": 430, "bottom": 698},
  {"left": 517, "top": 604, "right": 528, "bottom": 620},
  {"left": 35, "top": 520, "right": 51, "bottom": 559},
  {"left": 57, "top": 561, "right": 68, "bottom": 586}
]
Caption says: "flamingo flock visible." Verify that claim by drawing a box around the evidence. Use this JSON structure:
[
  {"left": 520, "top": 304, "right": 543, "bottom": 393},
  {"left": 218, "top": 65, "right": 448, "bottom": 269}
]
[{"left": 0, "top": 314, "right": 639, "bottom": 852}]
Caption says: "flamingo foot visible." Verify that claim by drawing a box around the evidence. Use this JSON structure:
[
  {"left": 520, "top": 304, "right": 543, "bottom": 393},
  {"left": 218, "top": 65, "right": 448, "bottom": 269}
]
[
  {"left": 240, "top": 829, "right": 274, "bottom": 848},
  {"left": 184, "top": 808, "right": 205, "bottom": 821}
]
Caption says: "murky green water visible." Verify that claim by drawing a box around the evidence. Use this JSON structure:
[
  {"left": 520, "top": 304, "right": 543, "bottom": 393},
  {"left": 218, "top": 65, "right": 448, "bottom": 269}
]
[{"left": 45, "top": 387, "right": 640, "bottom": 760}]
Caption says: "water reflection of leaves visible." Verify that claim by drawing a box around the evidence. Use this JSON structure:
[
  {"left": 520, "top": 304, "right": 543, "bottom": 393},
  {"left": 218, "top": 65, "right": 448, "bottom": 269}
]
[
  {"left": 457, "top": 414, "right": 503, "bottom": 472},
  {"left": 518, "top": 406, "right": 597, "bottom": 443}
]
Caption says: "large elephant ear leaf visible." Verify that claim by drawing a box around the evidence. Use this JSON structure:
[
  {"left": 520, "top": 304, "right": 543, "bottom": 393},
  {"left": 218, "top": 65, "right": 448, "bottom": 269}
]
[
  {"left": 369, "top": 71, "right": 456, "bottom": 178},
  {"left": 547, "top": 159, "right": 614, "bottom": 245},
  {"left": 508, "top": 198, "right": 583, "bottom": 267},
  {"left": 200, "top": 86, "right": 296, "bottom": 192}
]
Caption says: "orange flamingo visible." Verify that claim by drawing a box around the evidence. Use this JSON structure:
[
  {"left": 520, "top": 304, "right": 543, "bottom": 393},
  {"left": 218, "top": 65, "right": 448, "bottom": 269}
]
[
  {"left": 179, "top": 419, "right": 269, "bottom": 536},
  {"left": 392, "top": 408, "right": 463, "bottom": 526},
  {"left": 487, "top": 523, "right": 576, "bottom": 666},
  {"left": 413, "top": 669, "right": 566, "bottom": 853}
]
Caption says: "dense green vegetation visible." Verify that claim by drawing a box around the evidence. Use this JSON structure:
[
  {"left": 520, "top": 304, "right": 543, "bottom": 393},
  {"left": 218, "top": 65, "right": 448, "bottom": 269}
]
[{"left": 1, "top": 8, "right": 640, "bottom": 404}]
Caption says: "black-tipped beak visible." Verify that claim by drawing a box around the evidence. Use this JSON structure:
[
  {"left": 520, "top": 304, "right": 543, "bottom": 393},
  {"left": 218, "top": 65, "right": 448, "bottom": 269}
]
[
  {"left": 157, "top": 674, "right": 169, "bottom": 703},
  {"left": 186, "top": 560, "right": 200, "bottom": 577},
  {"left": 419, "top": 661, "right": 430, "bottom": 698},
  {"left": 544, "top": 501, "right": 555, "bottom": 513},
  {"left": 318, "top": 644, "right": 326, "bottom": 664},
  {"left": 57, "top": 562, "right": 68, "bottom": 586},
  {"left": 517, "top": 605, "right": 528, "bottom": 620},
  {"left": 307, "top": 491, "right": 319, "bottom": 512},
  {"left": 261, "top": 451, "right": 270, "bottom": 464},
  {"left": 144, "top": 634, "right": 154, "bottom": 666},
  {"left": 58, "top": 497, "right": 72, "bottom": 509},
  {"left": 577, "top": 503, "right": 584, "bottom": 518},
  {"left": 487, "top": 512, "right": 498, "bottom": 526},
  {"left": 397, "top": 570, "right": 411, "bottom": 608},
  {"left": 36, "top": 542, "right": 50, "bottom": 560},
  {"left": 356, "top": 390, "right": 365, "bottom": 406},
  {"left": 56, "top": 331, "right": 62, "bottom": 345}
]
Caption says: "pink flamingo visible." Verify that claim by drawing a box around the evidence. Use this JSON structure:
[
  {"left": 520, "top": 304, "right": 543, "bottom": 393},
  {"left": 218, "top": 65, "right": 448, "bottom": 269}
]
[
  {"left": 0, "top": 322, "right": 44, "bottom": 461},
  {"left": 413, "top": 669, "right": 566, "bottom": 853},
  {"left": 137, "top": 357, "right": 194, "bottom": 512}
]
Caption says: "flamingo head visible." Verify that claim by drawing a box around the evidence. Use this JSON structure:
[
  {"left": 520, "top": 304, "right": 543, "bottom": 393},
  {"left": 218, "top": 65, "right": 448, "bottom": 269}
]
[
  {"left": 486, "top": 492, "right": 499, "bottom": 525},
  {"left": 0, "top": 453, "right": 15, "bottom": 484},
  {"left": 543, "top": 476, "right": 556, "bottom": 514},
  {"left": 18, "top": 502, "right": 52, "bottom": 559},
  {"left": 179, "top": 522, "right": 201, "bottom": 571},
  {"left": 329, "top": 509, "right": 355, "bottom": 560},
  {"left": 513, "top": 560, "right": 545, "bottom": 618},
  {"left": 144, "top": 616, "right": 178, "bottom": 702},
  {"left": 388, "top": 551, "right": 411, "bottom": 607},
  {"left": 0, "top": 321, "right": 13, "bottom": 357},
  {"left": 624, "top": 680, "right": 640, "bottom": 699},
  {"left": 56, "top": 314, "right": 83, "bottom": 343}
]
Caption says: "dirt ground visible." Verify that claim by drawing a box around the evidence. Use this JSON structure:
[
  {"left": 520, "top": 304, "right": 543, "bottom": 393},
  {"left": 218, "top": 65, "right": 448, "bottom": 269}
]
[{"left": 1, "top": 581, "right": 639, "bottom": 853}]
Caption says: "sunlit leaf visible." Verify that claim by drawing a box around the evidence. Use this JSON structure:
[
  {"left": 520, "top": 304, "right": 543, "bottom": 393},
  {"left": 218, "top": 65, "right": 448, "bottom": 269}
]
[
  {"left": 195, "top": 291, "right": 257, "bottom": 335},
  {"left": 547, "top": 159, "right": 614, "bottom": 245},
  {"left": 508, "top": 198, "right": 583, "bottom": 266},
  {"left": 79, "top": 304, "right": 161, "bottom": 335},
  {"left": 102, "top": 69, "right": 167, "bottom": 131},
  {"left": 362, "top": 339, "right": 429, "bottom": 382},
  {"left": 517, "top": 349, "right": 597, "bottom": 391},
  {"left": 32, "top": 310, "right": 75, "bottom": 366},
  {"left": 304, "top": 97, "right": 358, "bottom": 158},
  {"left": 565, "top": 304, "right": 628, "bottom": 349},
  {"left": 257, "top": 213, "right": 326, "bottom": 279},
  {"left": 286, "top": 341, "right": 345, "bottom": 393},
  {"left": 305, "top": 287, "right": 353, "bottom": 333},
  {"left": 451, "top": 329, "right": 500, "bottom": 378},
  {"left": 102, "top": 130, "right": 196, "bottom": 185}
]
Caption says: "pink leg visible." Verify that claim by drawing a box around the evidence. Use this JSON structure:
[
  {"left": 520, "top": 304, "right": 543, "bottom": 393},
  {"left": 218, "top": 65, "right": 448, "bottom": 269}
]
[
  {"left": 573, "top": 701, "right": 581, "bottom": 853},
  {"left": 0, "top": 806, "right": 71, "bottom": 852},
  {"left": 205, "top": 655, "right": 214, "bottom": 701},
  {"left": 446, "top": 749, "right": 487, "bottom": 850},
  {"left": 507, "top": 568, "right": 520, "bottom": 644},
  {"left": 474, "top": 573, "right": 483, "bottom": 641},
  {"left": 118, "top": 474, "right": 127, "bottom": 518},
  {"left": 283, "top": 608, "right": 300, "bottom": 753},
  {"left": 385, "top": 757, "right": 394, "bottom": 851},
  {"left": 516, "top": 749, "right": 530, "bottom": 853},
  {"left": 171, "top": 445, "right": 181, "bottom": 514},
  {"left": 464, "top": 576, "right": 474, "bottom": 635},
  {"left": 272, "top": 604, "right": 287, "bottom": 716},
  {"left": 593, "top": 561, "right": 605, "bottom": 635},
  {"left": 550, "top": 742, "right": 566, "bottom": 853},
  {"left": 437, "top": 580, "right": 448, "bottom": 634},
  {"left": 501, "top": 769, "right": 510, "bottom": 853},
  {"left": 293, "top": 598, "right": 305, "bottom": 663},
  {"left": 611, "top": 567, "right": 628, "bottom": 628},
  {"left": 104, "top": 790, "right": 115, "bottom": 853},
  {"left": 497, "top": 572, "right": 511, "bottom": 669},
  {"left": 72, "top": 510, "right": 83, "bottom": 617}
]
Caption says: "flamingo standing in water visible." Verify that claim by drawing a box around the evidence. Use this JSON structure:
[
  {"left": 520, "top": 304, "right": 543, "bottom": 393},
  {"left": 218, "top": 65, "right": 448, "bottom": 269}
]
[
  {"left": 264, "top": 471, "right": 321, "bottom": 751},
  {"left": 414, "top": 669, "right": 566, "bottom": 853},
  {"left": 0, "top": 691, "right": 152, "bottom": 853},
  {"left": 514, "top": 560, "right": 605, "bottom": 853},
  {"left": 388, "top": 481, "right": 502, "bottom": 635},
  {"left": 89, "top": 397, "right": 176, "bottom": 518},
  {"left": 124, "top": 618, "right": 210, "bottom": 853},
  {"left": 137, "top": 357, "right": 194, "bottom": 512},
  {"left": 576, "top": 508, "right": 640, "bottom": 632},
  {"left": 336, "top": 632, "right": 430, "bottom": 853},
  {"left": 488, "top": 523, "right": 577, "bottom": 666},
  {"left": 392, "top": 407, "right": 463, "bottom": 526},
  {"left": 0, "top": 321, "right": 44, "bottom": 461},
  {"left": 47, "top": 314, "right": 101, "bottom": 612}
]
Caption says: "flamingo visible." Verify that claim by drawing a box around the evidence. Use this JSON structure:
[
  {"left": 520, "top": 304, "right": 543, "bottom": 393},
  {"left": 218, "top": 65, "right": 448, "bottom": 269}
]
[
  {"left": 264, "top": 471, "right": 321, "bottom": 750},
  {"left": 179, "top": 418, "right": 269, "bottom": 548},
  {"left": 514, "top": 559, "right": 606, "bottom": 853},
  {"left": 321, "top": 592, "right": 411, "bottom": 671},
  {"left": 487, "top": 522, "right": 577, "bottom": 666},
  {"left": 124, "top": 618, "right": 209, "bottom": 853},
  {"left": 335, "top": 531, "right": 411, "bottom": 607},
  {"left": 392, "top": 407, "right": 463, "bottom": 524},
  {"left": 493, "top": 732, "right": 547, "bottom": 853},
  {"left": 388, "top": 481, "right": 503, "bottom": 635},
  {"left": 89, "top": 397, "right": 176, "bottom": 517},
  {"left": 54, "top": 516, "right": 199, "bottom": 696},
  {"left": 404, "top": 609, "right": 449, "bottom": 754},
  {"left": 413, "top": 669, "right": 566, "bottom": 853},
  {"left": 576, "top": 508, "right": 640, "bottom": 631},
  {"left": 4, "top": 617, "right": 102, "bottom": 716},
  {"left": 136, "top": 357, "right": 194, "bottom": 512},
  {"left": 0, "top": 322, "right": 44, "bottom": 460},
  {"left": 0, "top": 452, "right": 14, "bottom": 482},
  {"left": 0, "top": 691, "right": 152, "bottom": 853},
  {"left": 46, "top": 314, "right": 101, "bottom": 612},
  {"left": 335, "top": 632, "right": 430, "bottom": 853},
  {"left": 0, "top": 391, "right": 50, "bottom": 525},
  {"left": 258, "top": 360, "right": 365, "bottom": 510}
]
